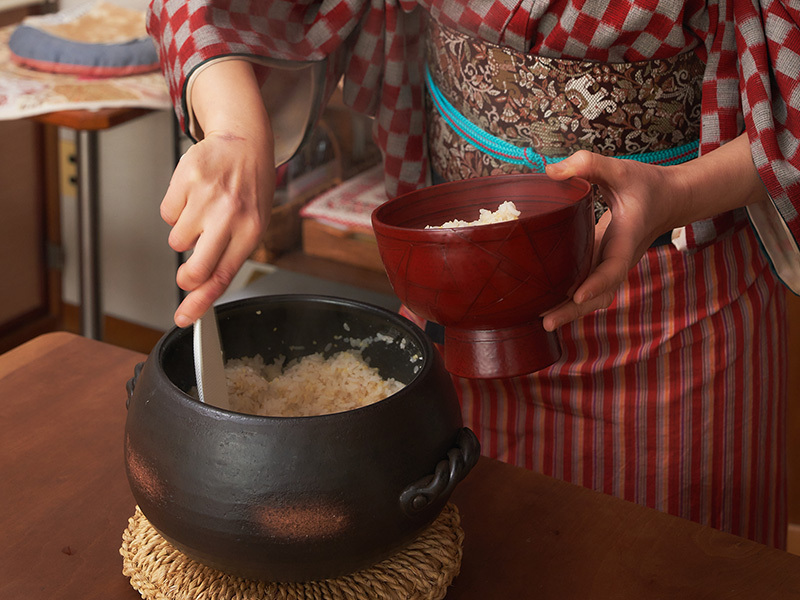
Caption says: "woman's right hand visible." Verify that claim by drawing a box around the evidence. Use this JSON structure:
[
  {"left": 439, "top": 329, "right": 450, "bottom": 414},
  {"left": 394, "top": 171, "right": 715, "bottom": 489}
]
[{"left": 160, "top": 60, "right": 276, "bottom": 328}]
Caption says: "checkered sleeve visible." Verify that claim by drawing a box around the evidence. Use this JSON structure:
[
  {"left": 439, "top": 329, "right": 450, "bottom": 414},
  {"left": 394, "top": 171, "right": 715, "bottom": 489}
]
[
  {"left": 146, "top": 0, "right": 367, "bottom": 130},
  {"left": 736, "top": 0, "right": 800, "bottom": 290},
  {"left": 147, "top": 0, "right": 435, "bottom": 198}
]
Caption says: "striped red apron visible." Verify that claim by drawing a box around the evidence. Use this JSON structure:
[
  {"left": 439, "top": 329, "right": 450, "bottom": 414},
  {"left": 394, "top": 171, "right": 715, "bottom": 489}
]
[{"left": 413, "top": 21, "right": 788, "bottom": 548}]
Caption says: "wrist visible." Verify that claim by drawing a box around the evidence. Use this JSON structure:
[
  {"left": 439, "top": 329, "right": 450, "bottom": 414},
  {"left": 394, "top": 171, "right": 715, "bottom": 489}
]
[
  {"left": 190, "top": 59, "right": 272, "bottom": 146},
  {"left": 669, "top": 133, "right": 768, "bottom": 225}
]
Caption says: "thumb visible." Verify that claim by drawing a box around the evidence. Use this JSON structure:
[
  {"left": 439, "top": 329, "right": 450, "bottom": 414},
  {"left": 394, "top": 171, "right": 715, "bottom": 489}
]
[
  {"left": 545, "top": 150, "right": 597, "bottom": 181},
  {"left": 545, "top": 150, "right": 613, "bottom": 185}
]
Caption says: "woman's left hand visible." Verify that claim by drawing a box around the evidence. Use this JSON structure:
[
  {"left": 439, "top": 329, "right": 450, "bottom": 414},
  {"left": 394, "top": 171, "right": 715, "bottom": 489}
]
[
  {"left": 540, "top": 133, "right": 770, "bottom": 331},
  {"left": 541, "top": 151, "right": 680, "bottom": 331}
]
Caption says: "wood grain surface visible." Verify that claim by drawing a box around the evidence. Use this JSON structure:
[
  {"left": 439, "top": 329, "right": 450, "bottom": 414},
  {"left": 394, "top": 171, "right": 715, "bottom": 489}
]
[
  {"left": 2, "top": 332, "right": 799, "bottom": 599},
  {"left": 32, "top": 107, "right": 152, "bottom": 131}
]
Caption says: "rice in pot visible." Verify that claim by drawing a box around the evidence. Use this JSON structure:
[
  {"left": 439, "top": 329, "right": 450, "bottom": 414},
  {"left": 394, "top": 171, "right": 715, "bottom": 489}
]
[{"left": 222, "top": 350, "right": 405, "bottom": 417}]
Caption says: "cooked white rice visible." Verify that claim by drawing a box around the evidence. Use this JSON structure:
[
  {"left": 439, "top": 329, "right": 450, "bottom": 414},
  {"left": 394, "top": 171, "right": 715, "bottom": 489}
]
[
  {"left": 223, "top": 350, "right": 405, "bottom": 417},
  {"left": 427, "top": 200, "right": 520, "bottom": 229}
]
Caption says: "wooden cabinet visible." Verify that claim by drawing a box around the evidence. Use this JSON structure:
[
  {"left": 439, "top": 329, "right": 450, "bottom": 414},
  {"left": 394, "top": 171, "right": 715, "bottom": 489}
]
[
  {"left": 0, "top": 117, "right": 61, "bottom": 354},
  {"left": 0, "top": 4, "right": 61, "bottom": 354}
]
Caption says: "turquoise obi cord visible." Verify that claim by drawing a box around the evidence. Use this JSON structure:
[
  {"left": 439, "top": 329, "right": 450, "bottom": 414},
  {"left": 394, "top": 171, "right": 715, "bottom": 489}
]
[{"left": 424, "top": 64, "right": 699, "bottom": 171}]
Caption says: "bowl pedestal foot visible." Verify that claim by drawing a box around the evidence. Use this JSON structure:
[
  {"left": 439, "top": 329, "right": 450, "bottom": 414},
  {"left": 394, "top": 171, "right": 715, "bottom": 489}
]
[{"left": 443, "top": 321, "right": 562, "bottom": 379}]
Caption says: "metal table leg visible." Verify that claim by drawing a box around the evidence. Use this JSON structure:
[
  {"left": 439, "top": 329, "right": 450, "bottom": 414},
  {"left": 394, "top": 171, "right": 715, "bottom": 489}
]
[{"left": 75, "top": 129, "right": 102, "bottom": 340}]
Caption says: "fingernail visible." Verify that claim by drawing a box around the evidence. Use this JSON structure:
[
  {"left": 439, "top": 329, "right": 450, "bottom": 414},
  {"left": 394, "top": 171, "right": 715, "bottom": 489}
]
[{"left": 175, "top": 314, "right": 192, "bottom": 328}]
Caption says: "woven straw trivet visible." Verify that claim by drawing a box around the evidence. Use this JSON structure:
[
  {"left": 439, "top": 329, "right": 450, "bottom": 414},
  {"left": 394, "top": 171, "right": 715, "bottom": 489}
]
[{"left": 120, "top": 503, "right": 464, "bottom": 600}]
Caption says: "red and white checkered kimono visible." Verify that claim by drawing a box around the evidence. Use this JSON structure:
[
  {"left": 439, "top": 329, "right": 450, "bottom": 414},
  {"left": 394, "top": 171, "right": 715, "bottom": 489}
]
[{"left": 147, "top": 0, "right": 800, "bottom": 547}]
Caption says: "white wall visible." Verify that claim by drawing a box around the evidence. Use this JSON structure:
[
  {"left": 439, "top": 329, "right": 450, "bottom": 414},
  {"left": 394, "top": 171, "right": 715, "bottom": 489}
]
[
  {"left": 59, "top": 112, "right": 181, "bottom": 331},
  {"left": 59, "top": 0, "right": 181, "bottom": 331}
]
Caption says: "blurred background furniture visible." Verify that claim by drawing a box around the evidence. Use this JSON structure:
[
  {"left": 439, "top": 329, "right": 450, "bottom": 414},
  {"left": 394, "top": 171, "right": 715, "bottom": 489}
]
[
  {"left": 0, "top": 0, "right": 172, "bottom": 343},
  {"left": 33, "top": 106, "right": 164, "bottom": 340},
  {"left": 0, "top": 1, "right": 60, "bottom": 353}
]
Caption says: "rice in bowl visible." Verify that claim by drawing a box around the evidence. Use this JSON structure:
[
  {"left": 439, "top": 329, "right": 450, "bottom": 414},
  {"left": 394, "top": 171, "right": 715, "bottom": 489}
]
[{"left": 426, "top": 200, "right": 520, "bottom": 229}]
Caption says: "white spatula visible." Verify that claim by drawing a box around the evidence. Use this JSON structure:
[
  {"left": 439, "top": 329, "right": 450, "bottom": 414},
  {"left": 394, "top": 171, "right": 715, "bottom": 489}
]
[{"left": 193, "top": 306, "right": 231, "bottom": 410}]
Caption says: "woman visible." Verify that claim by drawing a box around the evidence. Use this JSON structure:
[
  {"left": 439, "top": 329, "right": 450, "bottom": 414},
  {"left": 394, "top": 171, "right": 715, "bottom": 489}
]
[{"left": 146, "top": 1, "right": 800, "bottom": 547}]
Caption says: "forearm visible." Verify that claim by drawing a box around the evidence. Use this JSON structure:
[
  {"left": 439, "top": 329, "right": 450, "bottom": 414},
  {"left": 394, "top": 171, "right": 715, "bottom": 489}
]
[{"left": 669, "top": 132, "right": 769, "bottom": 228}]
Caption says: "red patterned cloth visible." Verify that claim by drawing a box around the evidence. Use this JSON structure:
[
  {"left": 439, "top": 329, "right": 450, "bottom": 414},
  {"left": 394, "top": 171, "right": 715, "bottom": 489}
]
[
  {"left": 147, "top": 0, "right": 800, "bottom": 260},
  {"left": 299, "top": 164, "right": 386, "bottom": 234}
]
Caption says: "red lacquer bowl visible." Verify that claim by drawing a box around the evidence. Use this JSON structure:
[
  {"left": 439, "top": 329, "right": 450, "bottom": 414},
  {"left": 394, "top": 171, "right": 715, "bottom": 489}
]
[{"left": 371, "top": 174, "right": 594, "bottom": 379}]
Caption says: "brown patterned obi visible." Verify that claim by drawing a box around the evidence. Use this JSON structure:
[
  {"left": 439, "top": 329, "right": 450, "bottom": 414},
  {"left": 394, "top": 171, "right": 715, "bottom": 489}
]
[{"left": 425, "top": 19, "right": 704, "bottom": 183}]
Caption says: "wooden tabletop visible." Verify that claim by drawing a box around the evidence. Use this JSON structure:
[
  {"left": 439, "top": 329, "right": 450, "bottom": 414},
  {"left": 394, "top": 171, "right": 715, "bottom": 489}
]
[
  {"left": 31, "top": 107, "right": 153, "bottom": 131},
  {"left": 2, "top": 332, "right": 800, "bottom": 599}
]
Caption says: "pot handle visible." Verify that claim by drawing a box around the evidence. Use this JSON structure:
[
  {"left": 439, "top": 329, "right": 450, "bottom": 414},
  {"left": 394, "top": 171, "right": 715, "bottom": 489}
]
[
  {"left": 125, "top": 362, "right": 145, "bottom": 410},
  {"left": 399, "top": 427, "right": 480, "bottom": 516}
]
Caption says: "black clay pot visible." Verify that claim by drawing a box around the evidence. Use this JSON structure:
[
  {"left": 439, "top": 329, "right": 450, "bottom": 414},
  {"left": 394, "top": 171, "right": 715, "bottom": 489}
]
[{"left": 124, "top": 295, "right": 479, "bottom": 582}]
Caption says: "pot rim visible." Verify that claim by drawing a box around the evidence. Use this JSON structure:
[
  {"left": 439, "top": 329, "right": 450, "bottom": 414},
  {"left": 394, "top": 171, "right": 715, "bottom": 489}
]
[{"left": 150, "top": 293, "right": 438, "bottom": 424}]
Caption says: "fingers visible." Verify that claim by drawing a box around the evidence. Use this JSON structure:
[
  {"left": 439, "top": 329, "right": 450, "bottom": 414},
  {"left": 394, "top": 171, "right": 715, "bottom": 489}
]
[
  {"left": 540, "top": 251, "right": 629, "bottom": 331},
  {"left": 164, "top": 184, "right": 266, "bottom": 328},
  {"left": 540, "top": 207, "right": 638, "bottom": 331},
  {"left": 176, "top": 214, "right": 260, "bottom": 292},
  {"left": 162, "top": 157, "right": 214, "bottom": 253},
  {"left": 175, "top": 227, "right": 231, "bottom": 292},
  {"left": 174, "top": 282, "right": 227, "bottom": 329},
  {"left": 173, "top": 230, "right": 260, "bottom": 327},
  {"left": 160, "top": 188, "right": 185, "bottom": 228},
  {"left": 172, "top": 204, "right": 263, "bottom": 327},
  {"left": 573, "top": 255, "right": 629, "bottom": 304},
  {"left": 161, "top": 149, "right": 268, "bottom": 321},
  {"left": 590, "top": 209, "right": 612, "bottom": 266},
  {"left": 160, "top": 155, "right": 195, "bottom": 228},
  {"left": 158, "top": 109, "right": 275, "bottom": 328},
  {"left": 541, "top": 290, "right": 616, "bottom": 332},
  {"left": 573, "top": 215, "right": 635, "bottom": 300}
]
